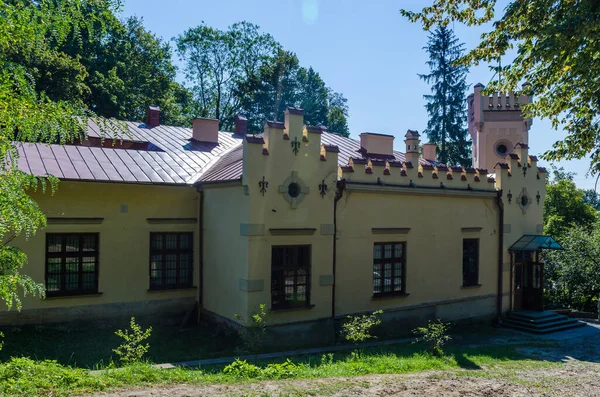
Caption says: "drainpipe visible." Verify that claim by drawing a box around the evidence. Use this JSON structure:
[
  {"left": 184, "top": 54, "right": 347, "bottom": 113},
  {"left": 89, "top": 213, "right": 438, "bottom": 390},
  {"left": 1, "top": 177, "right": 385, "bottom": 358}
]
[
  {"left": 332, "top": 179, "right": 346, "bottom": 319},
  {"left": 496, "top": 189, "right": 504, "bottom": 324},
  {"left": 197, "top": 188, "right": 204, "bottom": 317}
]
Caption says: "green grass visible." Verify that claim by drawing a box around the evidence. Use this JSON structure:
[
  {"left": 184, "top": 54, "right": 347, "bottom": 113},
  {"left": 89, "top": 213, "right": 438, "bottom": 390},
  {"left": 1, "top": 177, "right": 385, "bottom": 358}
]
[
  {"left": 0, "top": 342, "right": 562, "bottom": 397},
  {"left": 0, "top": 322, "right": 240, "bottom": 368}
]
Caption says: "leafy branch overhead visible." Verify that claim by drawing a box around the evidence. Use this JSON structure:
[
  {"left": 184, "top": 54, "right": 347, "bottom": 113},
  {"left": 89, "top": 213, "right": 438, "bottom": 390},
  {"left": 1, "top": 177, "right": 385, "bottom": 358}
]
[{"left": 402, "top": 0, "right": 600, "bottom": 174}]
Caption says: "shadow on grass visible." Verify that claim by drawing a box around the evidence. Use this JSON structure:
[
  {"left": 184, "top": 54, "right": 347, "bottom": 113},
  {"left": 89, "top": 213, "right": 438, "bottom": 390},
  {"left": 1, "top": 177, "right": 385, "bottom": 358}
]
[{"left": 0, "top": 321, "right": 240, "bottom": 369}]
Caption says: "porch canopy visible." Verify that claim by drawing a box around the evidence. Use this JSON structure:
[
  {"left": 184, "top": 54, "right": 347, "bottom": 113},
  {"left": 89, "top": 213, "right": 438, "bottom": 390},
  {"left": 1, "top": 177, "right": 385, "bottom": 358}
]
[{"left": 508, "top": 235, "right": 563, "bottom": 252}]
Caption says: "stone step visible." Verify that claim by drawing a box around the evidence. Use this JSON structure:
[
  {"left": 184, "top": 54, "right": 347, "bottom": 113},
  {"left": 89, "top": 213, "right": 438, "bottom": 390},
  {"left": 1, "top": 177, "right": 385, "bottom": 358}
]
[
  {"left": 504, "top": 316, "right": 577, "bottom": 330},
  {"left": 502, "top": 317, "right": 585, "bottom": 334},
  {"left": 508, "top": 311, "right": 558, "bottom": 321},
  {"left": 506, "top": 313, "right": 573, "bottom": 327}
]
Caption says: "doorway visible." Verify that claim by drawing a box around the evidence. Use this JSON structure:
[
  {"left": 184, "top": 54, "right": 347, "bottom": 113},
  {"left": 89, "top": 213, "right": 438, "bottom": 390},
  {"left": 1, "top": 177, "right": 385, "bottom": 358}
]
[{"left": 512, "top": 251, "right": 544, "bottom": 311}]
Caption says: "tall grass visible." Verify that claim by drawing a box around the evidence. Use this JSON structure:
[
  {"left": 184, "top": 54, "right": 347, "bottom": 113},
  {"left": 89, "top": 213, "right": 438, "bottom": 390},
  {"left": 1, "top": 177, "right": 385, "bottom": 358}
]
[{"left": 0, "top": 344, "right": 558, "bottom": 397}]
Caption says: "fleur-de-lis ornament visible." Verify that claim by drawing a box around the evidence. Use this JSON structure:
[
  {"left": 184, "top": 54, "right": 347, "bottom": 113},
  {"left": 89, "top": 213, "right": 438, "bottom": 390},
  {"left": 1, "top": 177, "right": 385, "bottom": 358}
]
[
  {"left": 258, "top": 176, "right": 268, "bottom": 196},
  {"left": 291, "top": 136, "right": 300, "bottom": 155},
  {"left": 319, "top": 179, "right": 328, "bottom": 198}
]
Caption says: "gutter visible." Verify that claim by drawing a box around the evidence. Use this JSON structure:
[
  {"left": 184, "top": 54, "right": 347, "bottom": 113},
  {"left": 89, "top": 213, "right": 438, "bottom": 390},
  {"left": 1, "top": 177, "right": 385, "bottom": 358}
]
[
  {"left": 496, "top": 189, "right": 504, "bottom": 324},
  {"left": 332, "top": 179, "right": 346, "bottom": 319}
]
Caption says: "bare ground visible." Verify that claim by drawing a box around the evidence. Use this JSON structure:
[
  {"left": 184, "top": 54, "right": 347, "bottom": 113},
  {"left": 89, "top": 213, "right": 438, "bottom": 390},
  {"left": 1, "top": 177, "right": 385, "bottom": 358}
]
[
  {"left": 91, "top": 322, "right": 600, "bottom": 397},
  {"left": 89, "top": 362, "right": 600, "bottom": 397}
]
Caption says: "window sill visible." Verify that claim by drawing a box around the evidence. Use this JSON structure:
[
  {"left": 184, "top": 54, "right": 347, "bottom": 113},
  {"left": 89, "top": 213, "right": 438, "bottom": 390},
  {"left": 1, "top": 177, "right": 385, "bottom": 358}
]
[
  {"left": 461, "top": 284, "right": 482, "bottom": 289},
  {"left": 147, "top": 286, "right": 197, "bottom": 293},
  {"left": 372, "top": 292, "right": 410, "bottom": 300},
  {"left": 270, "top": 304, "right": 315, "bottom": 313},
  {"left": 45, "top": 292, "right": 102, "bottom": 300}
]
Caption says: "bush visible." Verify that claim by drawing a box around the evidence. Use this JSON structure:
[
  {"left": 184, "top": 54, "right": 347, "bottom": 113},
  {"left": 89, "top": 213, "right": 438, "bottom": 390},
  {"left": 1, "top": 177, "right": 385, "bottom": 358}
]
[
  {"left": 262, "top": 359, "right": 301, "bottom": 379},
  {"left": 222, "top": 359, "right": 261, "bottom": 378},
  {"left": 341, "top": 310, "right": 383, "bottom": 344},
  {"left": 113, "top": 317, "right": 152, "bottom": 364},
  {"left": 412, "top": 320, "right": 452, "bottom": 357},
  {"left": 235, "top": 303, "right": 268, "bottom": 354}
]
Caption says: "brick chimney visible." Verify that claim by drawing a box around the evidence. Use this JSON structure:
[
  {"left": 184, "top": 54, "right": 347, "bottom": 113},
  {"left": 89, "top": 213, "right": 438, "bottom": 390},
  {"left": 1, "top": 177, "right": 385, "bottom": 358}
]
[
  {"left": 235, "top": 115, "right": 248, "bottom": 136},
  {"left": 422, "top": 143, "right": 437, "bottom": 162},
  {"left": 360, "top": 133, "right": 394, "bottom": 156},
  {"left": 146, "top": 106, "right": 160, "bottom": 126},
  {"left": 192, "top": 117, "right": 219, "bottom": 143}
]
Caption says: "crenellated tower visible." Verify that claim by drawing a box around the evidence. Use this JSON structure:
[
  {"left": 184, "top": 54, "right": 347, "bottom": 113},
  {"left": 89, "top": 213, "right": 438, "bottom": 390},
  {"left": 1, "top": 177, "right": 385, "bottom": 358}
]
[{"left": 468, "top": 83, "right": 533, "bottom": 172}]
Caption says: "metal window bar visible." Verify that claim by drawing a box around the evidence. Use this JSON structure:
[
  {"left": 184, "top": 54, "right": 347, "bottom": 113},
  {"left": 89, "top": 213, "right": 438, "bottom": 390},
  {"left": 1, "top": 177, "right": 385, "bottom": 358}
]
[
  {"left": 372, "top": 242, "right": 406, "bottom": 296},
  {"left": 45, "top": 233, "right": 99, "bottom": 296},
  {"left": 149, "top": 232, "right": 194, "bottom": 290}
]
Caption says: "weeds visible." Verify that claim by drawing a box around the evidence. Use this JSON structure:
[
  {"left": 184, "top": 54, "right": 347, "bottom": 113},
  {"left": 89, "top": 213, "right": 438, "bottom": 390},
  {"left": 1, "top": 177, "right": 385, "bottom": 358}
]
[
  {"left": 113, "top": 317, "right": 152, "bottom": 364},
  {"left": 412, "top": 320, "right": 452, "bottom": 357},
  {"left": 235, "top": 303, "right": 268, "bottom": 354}
]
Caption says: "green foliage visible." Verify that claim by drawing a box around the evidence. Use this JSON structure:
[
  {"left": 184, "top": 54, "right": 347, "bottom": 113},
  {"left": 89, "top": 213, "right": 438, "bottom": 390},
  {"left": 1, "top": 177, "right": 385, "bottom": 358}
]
[
  {"left": 175, "top": 22, "right": 349, "bottom": 134},
  {"left": 412, "top": 320, "right": 452, "bottom": 357},
  {"left": 113, "top": 317, "right": 152, "bottom": 364},
  {"left": 0, "top": 343, "right": 549, "bottom": 396},
  {"left": 223, "top": 358, "right": 301, "bottom": 379},
  {"left": 401, "top": 0, "right": 600, "bottom": 174},
  {"left": 544, "top": 220, "right": 600, "bottom": 312},
  {"left": 419, "top": 26, "right": 471, "bottom": 166},
  {"left": 235, "top": 303, "right": 269, "bottom": 354},
  {"left": 0, "top": 0, "right": 126, "bottom": 311},
  {"left": 222, "top": 359, "right": 262, "bottom": 378},
  {"left": 341, "top": 310, "right": 383, "bottom": 344},
  {"left": 543, "top": 168, "right": 597, "bottom": 237}
]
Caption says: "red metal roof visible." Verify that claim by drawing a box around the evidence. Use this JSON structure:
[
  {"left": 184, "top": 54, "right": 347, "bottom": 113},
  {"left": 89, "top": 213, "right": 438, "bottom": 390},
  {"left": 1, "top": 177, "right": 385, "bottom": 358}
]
[
  {"left": 18, "top": 118, "right": 436, "bottom": 186},
  {"left": 17, "top": 119, "right": 242, "bottom": 185}
]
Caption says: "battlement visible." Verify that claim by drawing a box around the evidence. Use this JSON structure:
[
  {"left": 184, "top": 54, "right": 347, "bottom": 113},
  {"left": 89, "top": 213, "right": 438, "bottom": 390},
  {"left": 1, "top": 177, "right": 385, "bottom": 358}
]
[{"left": 339, "top": 156, "right": 495, "bottom": 189}]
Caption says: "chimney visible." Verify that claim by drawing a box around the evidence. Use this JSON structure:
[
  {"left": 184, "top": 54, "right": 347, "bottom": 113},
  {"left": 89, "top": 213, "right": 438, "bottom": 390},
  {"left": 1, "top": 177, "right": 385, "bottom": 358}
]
[
  {"left": 404, "top": 130, "right": 420, "bottom": 165},
  {"left": 422, "top": 143, "right": 437, "bottom": 162},
  {"left": 192, "top": 117, "right": 219, "bottom": 143},
  {"left": 235, "top": 115, "right": 248, "bottom": 136},
  {"left": 360, "top": 133, "right": 394, "bottom": 156},
  {"left": 146, "top": 106, "right": 160, "bottom": 126}
]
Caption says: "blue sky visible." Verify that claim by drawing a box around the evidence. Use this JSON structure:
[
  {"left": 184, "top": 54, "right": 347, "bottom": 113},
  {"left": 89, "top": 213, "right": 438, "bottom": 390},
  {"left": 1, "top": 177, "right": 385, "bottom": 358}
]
[{"left": 122, "top": 0, "right": 596, "bottom": 190}]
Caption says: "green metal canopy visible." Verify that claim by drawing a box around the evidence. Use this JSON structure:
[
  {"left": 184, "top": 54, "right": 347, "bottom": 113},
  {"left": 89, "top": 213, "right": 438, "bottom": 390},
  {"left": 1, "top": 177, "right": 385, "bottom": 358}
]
[{"left": 508, "top": 235, "right": 563, "bottom": 252}]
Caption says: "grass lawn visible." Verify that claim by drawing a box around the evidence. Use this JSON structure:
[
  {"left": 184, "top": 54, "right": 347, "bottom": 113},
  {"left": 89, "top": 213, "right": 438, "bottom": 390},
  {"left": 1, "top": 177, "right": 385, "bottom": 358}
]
[
  {"left": 0, "top": 340, "right": 562, "bottom": 397},
  {"left": 0, "top": 322, "right": 240, "bottom": 368}
]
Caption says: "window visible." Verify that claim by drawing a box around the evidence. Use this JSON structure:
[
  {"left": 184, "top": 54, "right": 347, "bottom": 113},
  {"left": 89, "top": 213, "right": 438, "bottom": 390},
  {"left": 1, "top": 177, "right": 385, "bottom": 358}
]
[
  {"left": 271, "top": 246, "right": 311, "bottom": 310},
  {"left": 149, "top": 233, "right": 193, "bottom": 289},
  {"left": 373, "top": 242, "right": 406, "bottom": 296},
  {"left": 45, "top": 233, "right": 99, "bottom": 296},
  {"left": 462, "top": 239, "right": 480, "bottom": 286}
]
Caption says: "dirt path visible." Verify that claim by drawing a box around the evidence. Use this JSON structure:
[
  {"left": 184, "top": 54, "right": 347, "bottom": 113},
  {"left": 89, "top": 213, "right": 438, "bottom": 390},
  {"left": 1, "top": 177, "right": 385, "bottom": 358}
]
[{"left": 92, "top": 361, "right": 600, "bottom": 397}]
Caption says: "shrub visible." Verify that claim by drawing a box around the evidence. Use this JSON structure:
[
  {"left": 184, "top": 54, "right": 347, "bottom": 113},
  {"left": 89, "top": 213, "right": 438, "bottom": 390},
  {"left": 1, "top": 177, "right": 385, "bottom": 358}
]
[
  {"left": 262, "top": 359, "right": 300, "bottom": 379},
  {"left": 341, "top": 310, "right": 383, "bottom": 344},
  {"left": 222, "top": 359, "right": 261, "bottom": 378},
  {"left": 234, "top": 303, "right": 268, "bottom": 354},
  {"left": 412, "top": 320, "right": 452, "bottom": 357},
  {"left": 113, "top": 317, "right": 152, "bottom": 364}
]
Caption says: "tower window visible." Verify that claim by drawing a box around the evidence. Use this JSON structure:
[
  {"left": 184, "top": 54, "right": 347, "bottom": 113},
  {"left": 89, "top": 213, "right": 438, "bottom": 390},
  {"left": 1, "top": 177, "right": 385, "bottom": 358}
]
[{"left": 495, "top": 143, "right": 509, "bottom": 156}]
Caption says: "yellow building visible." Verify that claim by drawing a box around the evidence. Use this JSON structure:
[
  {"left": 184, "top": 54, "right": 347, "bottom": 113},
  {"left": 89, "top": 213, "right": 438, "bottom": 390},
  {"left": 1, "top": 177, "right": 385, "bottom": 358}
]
[{"left": 4, "top": 87, "right": 561, "bottom": 340}]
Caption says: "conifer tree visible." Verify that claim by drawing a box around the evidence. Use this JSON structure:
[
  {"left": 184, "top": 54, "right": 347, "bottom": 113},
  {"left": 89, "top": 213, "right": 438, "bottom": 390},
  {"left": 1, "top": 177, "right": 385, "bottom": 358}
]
[{"left": 419, "top": 26, "right": 470, "bottom": 166}]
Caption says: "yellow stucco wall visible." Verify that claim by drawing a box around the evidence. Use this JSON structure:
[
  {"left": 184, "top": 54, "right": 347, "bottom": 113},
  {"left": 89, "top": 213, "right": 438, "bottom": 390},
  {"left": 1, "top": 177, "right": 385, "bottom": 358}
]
[
  {"left": 7, "top": 181, "right": 199, "bottom": 312},
  {"left": 335, "top": 190, "right": 500, "bottom": 316},
  {"left": 202, "top": 184, "right": 250, "bottom": 321}
]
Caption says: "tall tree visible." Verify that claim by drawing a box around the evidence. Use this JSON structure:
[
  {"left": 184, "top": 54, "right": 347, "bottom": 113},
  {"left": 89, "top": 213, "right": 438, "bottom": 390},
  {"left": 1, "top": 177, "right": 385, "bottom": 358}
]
[
  {"left": 325, "top": 89, "right": 350, "bottom": 136},
  {"left": 78, "top": 16, "right": 192, "bottom": 126},
  {"left": 401, "top": 0, "right": 600, "bottom": 174},
  {"left": 177, "top": 22, "right": 350, "bottom": 134},
  {"left": 544, "top": 167, "right": 598, "bottom": 237},
  {"left": 0, "top": 0, "right": 119, "bottom": 311},
  {"left": 175, "top": 22, "right": 279, "bottom": 130},
  {"left": 419, "top": 26, "right": 470, "bottom": 166}
]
